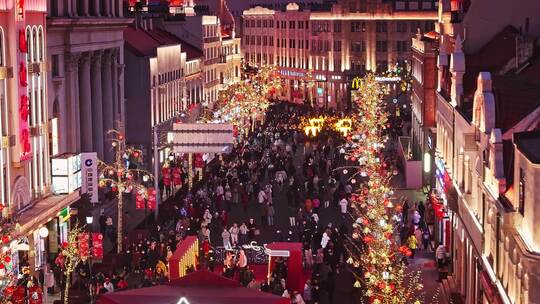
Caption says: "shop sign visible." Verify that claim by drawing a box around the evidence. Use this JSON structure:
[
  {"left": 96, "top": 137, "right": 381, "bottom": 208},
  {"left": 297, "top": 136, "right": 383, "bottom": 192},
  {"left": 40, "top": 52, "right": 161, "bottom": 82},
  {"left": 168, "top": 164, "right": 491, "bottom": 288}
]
[
  {"left": 59, "top": 207, "right": 70, "bottom": 222},
  {"left": 51, "top": 154, "right": 81, "bottom": 194},
  {"left": 351, "top": 75, "right": 402, "bottom": 89},
  {"left": 92, "top": 233, "right": 103, "bottom": 259},
  {"left": 81, "top": 153, "right": 98, "bottom": 203}
]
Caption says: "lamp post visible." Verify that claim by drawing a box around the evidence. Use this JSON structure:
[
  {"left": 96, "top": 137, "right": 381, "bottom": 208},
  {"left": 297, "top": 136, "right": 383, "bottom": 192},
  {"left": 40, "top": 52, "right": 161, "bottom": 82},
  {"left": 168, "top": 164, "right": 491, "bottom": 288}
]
[
  {"left": 99, "top": 130, "right": 154, "bottom": 253},
  {"left": 38, "top": 227, "right": 49, "bottom": 304}
]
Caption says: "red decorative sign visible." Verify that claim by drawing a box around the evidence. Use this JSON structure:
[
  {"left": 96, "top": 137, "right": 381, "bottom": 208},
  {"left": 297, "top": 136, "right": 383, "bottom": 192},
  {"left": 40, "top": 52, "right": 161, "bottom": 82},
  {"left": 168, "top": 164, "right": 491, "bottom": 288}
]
[
  {"left": 172, "top": 167, "right": 182, "bottom": 186},
  {"left": 77, "top": 233, "right": 90, "bottom": 257},
  {"left": 147, "top": 187, "right": 157, "bottom": 210},
  {"left": 194, "top": 154, "right": 204, "bottom": 168},
  {"left": 17, "top": 0, "right": 25, "bottom": 18},
  {"left": 28, "top": 286, "right": 43, "bottom": 304},
  {"left": 92, "top": 233, "right": 103, "bottom": 259},
  {"left": 135, "top": 191, "right": 146, "bottom": 210},
  {"left": 19, "top": 62, "right": 27, "bottom": 87}
]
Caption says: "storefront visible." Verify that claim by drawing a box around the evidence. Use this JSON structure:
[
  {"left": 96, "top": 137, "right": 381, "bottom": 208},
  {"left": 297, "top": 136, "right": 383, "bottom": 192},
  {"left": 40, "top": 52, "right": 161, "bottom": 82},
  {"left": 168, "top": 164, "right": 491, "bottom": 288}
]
[{"left": 433, "top": 155, "right": 458, "bottom": 251}]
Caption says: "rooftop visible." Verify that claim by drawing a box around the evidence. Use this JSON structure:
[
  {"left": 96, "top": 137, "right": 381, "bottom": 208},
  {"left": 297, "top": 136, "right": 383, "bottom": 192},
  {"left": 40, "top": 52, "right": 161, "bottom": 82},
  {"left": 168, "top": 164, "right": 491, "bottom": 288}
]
[
  {"left": 460, "top": 25, "right": 540, "bottom": 131},
  {"left": 514, "top": 131, "right": 540, "bottom": 164},
  {"left": 124, "top": 25, "right": 203, "bottom": 60}
]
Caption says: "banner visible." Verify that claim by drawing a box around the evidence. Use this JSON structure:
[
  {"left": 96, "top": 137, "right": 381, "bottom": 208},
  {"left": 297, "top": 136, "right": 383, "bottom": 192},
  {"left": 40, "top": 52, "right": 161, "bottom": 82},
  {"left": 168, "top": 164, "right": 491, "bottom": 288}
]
[
  {"left": 78, "top": 233, "right": 90, "bottom": 257},
  {"left": 81, "top": 152, "right": 98, "bottom": 203},
  {"left": 147, "top": 187, "right": 157, "bottom": 210},
  {"left": 135, "top": 191, "right": 146, "bottom": 210},
  {"left": 92, "top": 233, "right": 103, "bottom": 259},
  {"left": 172, "top": 167, "right": 182, "bottom": 186}
]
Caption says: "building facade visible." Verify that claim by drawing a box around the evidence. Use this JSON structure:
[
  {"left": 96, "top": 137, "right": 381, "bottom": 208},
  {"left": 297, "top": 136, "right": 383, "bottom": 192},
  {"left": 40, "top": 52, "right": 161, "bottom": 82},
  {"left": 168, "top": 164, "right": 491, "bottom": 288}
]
[
  {"left": 242, "top": 0, "right": 438, "bottom": 109},
  {"left": 429, "top": 1, "right": 540, "bottom": 304},
  {"left": 47, "top": 0, "right": 131, "bottom": 163},
  {"left": 124, "top": 24, "right": 189, "bottom": 167},
  {"left": 0, "top": 0, "right": 84, "bottom": 279},
  {"left": 164, "top": 14, "right": 241, "bottom": 107}
]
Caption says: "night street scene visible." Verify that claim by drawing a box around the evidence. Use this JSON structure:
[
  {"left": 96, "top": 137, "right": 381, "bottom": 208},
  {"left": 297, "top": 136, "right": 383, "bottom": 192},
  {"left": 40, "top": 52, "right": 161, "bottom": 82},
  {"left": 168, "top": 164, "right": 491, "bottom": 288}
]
[{"left": 0, "top": 0, "right": 539, "bottom": 303}]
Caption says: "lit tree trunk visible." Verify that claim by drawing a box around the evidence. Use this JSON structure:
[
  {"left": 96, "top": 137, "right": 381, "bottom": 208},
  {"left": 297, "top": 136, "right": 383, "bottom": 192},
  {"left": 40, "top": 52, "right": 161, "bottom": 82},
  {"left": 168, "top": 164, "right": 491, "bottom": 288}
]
[{"left": 117, "top": 191, "right": 123, "bottom": 253}]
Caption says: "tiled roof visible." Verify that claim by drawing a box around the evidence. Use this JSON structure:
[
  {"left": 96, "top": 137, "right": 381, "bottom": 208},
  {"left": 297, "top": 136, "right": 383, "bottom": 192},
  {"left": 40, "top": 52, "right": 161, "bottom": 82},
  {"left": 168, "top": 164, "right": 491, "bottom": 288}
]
[
  {"left": 124, "top": 26, "right": 162, "bottom": 57},
  {"left": 124, "top": 26, "right": 203, "bottom": 60}
]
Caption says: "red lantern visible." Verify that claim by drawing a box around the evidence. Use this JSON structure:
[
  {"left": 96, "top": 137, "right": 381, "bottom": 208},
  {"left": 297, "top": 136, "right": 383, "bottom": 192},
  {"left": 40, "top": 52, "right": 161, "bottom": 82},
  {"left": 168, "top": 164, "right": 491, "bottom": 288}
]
[
  {"left": 19, "top": 62, "right": 27, "bottom": 87},
  {"left": 18, "top": 29, "right": 27, "bottom": 53},
  {"left": 132, "top": 151, "right": 140, "bottom": 158},
  {"left": 0, "top": 263, "right": 4, "bottom": 269},
  {"left": 4, "top": 256, "right": 11, "bottom": 263},
  {"left": 1, "top": 235, "right": 9, "bottom": 244}
]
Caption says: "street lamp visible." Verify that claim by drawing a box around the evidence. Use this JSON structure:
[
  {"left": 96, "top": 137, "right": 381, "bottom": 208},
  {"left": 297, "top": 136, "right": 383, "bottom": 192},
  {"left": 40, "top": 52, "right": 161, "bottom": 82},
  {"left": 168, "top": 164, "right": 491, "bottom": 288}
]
[{"left": 86, "top": 216, "right": 94, "bottom": 225}]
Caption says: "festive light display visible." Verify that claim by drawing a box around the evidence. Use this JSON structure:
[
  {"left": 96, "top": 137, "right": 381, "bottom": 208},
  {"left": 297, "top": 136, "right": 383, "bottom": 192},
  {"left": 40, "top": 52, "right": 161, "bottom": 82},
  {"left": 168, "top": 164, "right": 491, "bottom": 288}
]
[
  {"left": 210, "top": 66, "right": 281, "bottom": 137},
  {"left": 60, "top": 223, "right": 85, "bottom": 304},
  {"left": 98, "top": 130, "right": 154, "bottom": 253},
  {"left": 343, "top": 74, "right": 423, "bottom": 303}
]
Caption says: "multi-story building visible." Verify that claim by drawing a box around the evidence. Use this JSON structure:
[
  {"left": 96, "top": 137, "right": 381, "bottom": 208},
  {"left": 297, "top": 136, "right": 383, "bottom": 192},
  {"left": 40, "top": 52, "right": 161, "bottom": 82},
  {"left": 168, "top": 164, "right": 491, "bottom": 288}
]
[
  {"left": 429, "top": 1, "right": 540, "bottom": 303},
  {"left": 0, "top": 0, "right": 81, "bottom": 278},
  {"left": 410, "top": 30, "right": 437, "bottom": 188},
  {"left": 124, "top": 23, "right": 187, "bottom": 164},
  {"left": 226, "top": 0, "right": 326, "bottom": 37},
  {"left": 164, "top": 2, "right": 242, "bottom": 108},
  {"left": 47, "top": 0, "right": 131, "bottom": 163},
  {"left": 242, "top": 0, "right": 438, "bottom": 109}
]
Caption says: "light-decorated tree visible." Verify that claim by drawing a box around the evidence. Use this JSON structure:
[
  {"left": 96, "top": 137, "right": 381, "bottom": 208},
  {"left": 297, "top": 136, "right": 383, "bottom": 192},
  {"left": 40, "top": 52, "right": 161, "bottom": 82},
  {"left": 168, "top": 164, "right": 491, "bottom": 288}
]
[
  {"left": 211, "top": 66, "right": 282, "bottom": 137},
  {"left": 61, "top": 222, "right": 85, "bottom": 304},
  {"left": 98, "top": 130, "right": 155, "bottom": 253},
  {"left": 0, "top": 218, "right": 18, "bottom": 304},
  {"left": 342, "top": 74, "right": 423, "bottom": 304}
]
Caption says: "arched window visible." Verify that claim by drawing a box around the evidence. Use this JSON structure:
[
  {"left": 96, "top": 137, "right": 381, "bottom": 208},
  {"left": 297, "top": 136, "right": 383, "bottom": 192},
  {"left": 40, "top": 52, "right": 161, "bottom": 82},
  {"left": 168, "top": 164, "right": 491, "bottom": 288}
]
[{"left": 37, "top": 26, "right": 45, "bottom": 62}]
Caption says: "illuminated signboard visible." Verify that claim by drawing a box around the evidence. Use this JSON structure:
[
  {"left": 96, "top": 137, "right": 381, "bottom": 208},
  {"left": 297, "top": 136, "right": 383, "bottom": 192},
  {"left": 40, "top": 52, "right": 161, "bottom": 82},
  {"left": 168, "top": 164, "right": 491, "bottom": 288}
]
[
  {"left": 51, "top": 154, "right": 82, "bottom": 194},
  {"left": 351, "top": 75, "right": 402, "bottom": 89}
]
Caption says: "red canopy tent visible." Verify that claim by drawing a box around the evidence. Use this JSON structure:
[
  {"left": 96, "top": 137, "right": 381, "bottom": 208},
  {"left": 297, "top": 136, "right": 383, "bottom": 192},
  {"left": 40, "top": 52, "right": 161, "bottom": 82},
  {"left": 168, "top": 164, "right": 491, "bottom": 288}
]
[
  {"left": 265, "top": 242, "right": 303, "bottom": 292},
  {"left": 97, "top": 270, "right": 288, "bottom": 304}
]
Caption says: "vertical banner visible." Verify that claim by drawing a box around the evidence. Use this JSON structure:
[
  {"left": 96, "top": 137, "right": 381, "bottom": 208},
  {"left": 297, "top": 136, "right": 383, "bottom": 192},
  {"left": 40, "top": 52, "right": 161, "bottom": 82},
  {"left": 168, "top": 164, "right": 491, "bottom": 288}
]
[
  {"left": 135, "top": 191, "right": 146, "bottom": 210},
  {"left": 77, "top": 233, "right": 90, "bottom": 257},
  {"left": 81, "top": 152, "right": 98, "bottom": 203},
  {"left": 147, "top": 187, "right": 157, "bottom": 210},
  {"left": 172, "top": 167, "right": 182, "bottom": 186},
  {"left": 92, "top": 233, "right": 103, "bottom": 259},
  {"left": 16, "top": 0, "right": 32, "bottom": 162}
]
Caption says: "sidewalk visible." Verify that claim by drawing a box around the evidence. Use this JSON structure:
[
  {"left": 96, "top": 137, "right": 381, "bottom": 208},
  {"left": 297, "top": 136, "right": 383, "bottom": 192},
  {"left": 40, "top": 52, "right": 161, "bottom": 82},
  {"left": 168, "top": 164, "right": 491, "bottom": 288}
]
[{"left": 407, "top": 250, "right": 442, "bottom": 302}]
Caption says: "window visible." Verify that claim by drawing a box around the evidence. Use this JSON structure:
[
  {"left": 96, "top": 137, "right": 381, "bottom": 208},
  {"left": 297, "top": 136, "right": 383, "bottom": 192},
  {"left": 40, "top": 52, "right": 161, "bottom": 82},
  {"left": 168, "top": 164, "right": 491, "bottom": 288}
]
[
  {"left": 376, "top": 21, "right": 387, "bottom": 32},
  {"left": 283, "top": 39, "right": 287, "bottom": 48},
  {"left": 377, "top": 61, "right": 388, "bottom": 72},
  {"left": 276, "top": 20, "right": 280, "bottom": 28},
  {"left": 305, "top": 21, "right": 309, "bottom": 29},
  {"left": 376, "top": 41, "right": 388, "bottom": 52},
  {"left": 263, "top": 20, "right": 267, "bottom": 27},
  {"left": 290, "top": 39, "right": 296, "bottom": 49},
  {"left": 263, "top": 36, "right": 267, "bottom": 46},
  {"left": 51, "top": 55, "right": 60, "bottom": 77},
  {"left": 519, "top": 168, "right": 525, "bottom": 215},
  {"left": 351, "top": 22, "right": 363, "bottom": 32},
  {"left": 244, "top": 36, "right": 249, "bottom": 45},
  {"left": 277, "top": 39, "right": 280, "bottom": 48},
  {"left": 350, "top": 41, "right": 363, "bottom": 52},
  {"left": 333, "top": 40, "right": 341, "bottom": 52},
  {"left": 397, "top": 21, "right": 407, "bottom": 33},
  {"left": 282, "top": 21, "right": 286, "bottom": 28},
  {"left": 396, "top": 41, "right": 408, "bottom": 52},
  {"left": 298, "top": 21, "right": 303, "bottom": 29},
  {"left": 333, "top": 59, "right": 341, "bottom": 71},
  {"left": 250, "top": 36, "right": 255, "bottom": 45},
  {"left": 334, "top": 20, "right": 341, "bottom": 32},
  {"left": 289, "top": 21, "right": 295, "bottom": 29},
  {"left": 270, "top": 20, "right": 273, "bottom": 27},
  {"left": 257, "top": 20, "right": 261, "bottom": 27},
  {"left": 256, "top": 36, "right": 261, "bottom": 45},
  {"left": 411, "top": 21, "right": 421, "bottom": 33},
  {"left": 269, "top": 36, "right": 274, "bottom": 46},
  {"left": 350, "top": 60, "right": 364, "bottom": 71},
  {"left": 324, "top": 40, "right": 329, "bottom": 51}
]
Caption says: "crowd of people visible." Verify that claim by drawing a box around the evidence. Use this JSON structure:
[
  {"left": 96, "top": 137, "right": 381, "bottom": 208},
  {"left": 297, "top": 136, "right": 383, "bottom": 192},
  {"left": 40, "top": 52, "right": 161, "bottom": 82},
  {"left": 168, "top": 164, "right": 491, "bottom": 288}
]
[{"left": 55, "top": 101, "right": 428, "bottom": 304}]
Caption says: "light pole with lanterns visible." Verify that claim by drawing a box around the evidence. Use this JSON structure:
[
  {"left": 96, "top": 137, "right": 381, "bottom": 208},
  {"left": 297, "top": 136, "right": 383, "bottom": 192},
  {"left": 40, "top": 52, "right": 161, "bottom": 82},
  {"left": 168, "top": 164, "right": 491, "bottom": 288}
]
[{"left": 98, "top": 130, "right": 155, "bottom": 253}]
